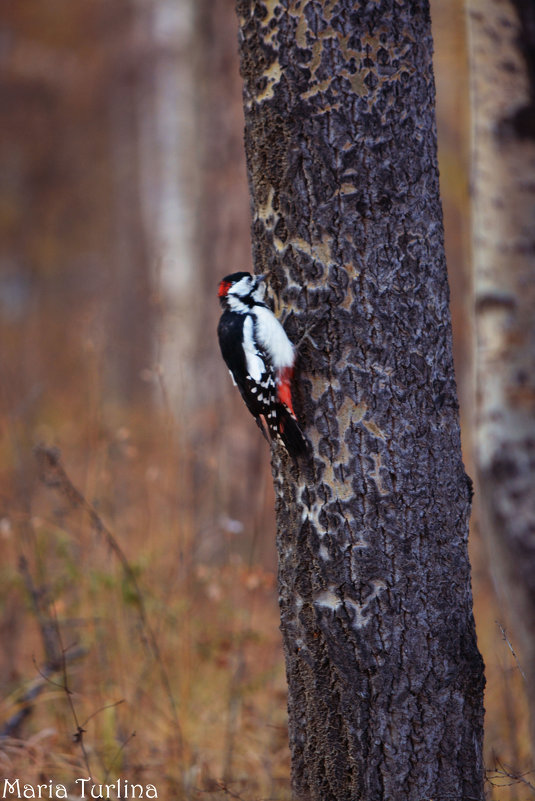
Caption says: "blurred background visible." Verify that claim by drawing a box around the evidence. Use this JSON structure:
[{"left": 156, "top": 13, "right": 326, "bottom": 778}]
[{"left": 0, "top": 1, "right": 529, "bottom": 797}]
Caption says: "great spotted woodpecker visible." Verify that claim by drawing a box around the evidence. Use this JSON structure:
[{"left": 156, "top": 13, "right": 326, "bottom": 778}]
[{"left": 217, "top": 272, "right": 309, "bottom": 458}]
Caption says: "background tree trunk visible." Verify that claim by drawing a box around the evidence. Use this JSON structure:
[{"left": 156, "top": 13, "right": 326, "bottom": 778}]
[
  {"left": 236, "top": 1, "right": 485, "bottom": 798},
  {"left": 468, "top": 0, "right": 535, "bottom": 756}
]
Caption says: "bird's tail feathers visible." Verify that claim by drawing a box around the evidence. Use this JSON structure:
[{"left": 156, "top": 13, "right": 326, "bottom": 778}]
[{"left": 277, "top": 405, "right": 310, "bottom": 459}]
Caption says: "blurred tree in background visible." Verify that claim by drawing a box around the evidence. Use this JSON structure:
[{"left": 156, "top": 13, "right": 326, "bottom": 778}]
[
  {"left": 0, "top": 0, "right": 532, "bottom": 798},
  {"left": 469, "top": 0, "right": 535, "bottom": 763}
]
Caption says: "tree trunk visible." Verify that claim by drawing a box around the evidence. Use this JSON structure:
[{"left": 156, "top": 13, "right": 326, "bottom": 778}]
[
  {"left": 468, "top": 0, "right": 535, "bottom": 755},
  {"left": 236, "top": 1, "right": 485, "bottom": 799}
]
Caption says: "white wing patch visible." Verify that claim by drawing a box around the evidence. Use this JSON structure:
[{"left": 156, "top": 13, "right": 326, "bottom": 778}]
[
  {"left": 252, "top": 306, "right": 294, "bottom": 370},
  {"left": 243, "top": 315, "right": 266, "bottom": 381}
]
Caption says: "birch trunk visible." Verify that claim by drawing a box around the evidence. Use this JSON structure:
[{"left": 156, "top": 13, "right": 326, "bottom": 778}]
[{"left": 468, "top": 0, "right": 535, "bottom": 753}]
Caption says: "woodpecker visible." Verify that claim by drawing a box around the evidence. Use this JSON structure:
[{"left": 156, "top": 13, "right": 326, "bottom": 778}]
[{"left": 217, "top": 271, "right": 309, "bottom": 458}]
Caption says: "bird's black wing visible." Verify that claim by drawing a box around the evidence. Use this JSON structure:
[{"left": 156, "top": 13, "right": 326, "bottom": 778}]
[
  {"left": 218, "top": 310, "right": 308, "bottom": 457},
  {"left": 217, "top": 311, "right": 274, "bottom": 430},
  {"left": 217, "top": 310, "right": 247, "bottom": 387}
]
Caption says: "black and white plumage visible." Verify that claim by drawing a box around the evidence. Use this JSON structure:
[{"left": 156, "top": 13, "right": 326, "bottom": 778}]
[{"left": 217, "top": 271, "right": 309, "bottom": 458}]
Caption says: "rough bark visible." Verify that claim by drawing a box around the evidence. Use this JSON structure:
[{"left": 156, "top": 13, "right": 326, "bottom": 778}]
[
  {"left": 468, "top": 0, "right": 535, "bottom": 754},
  {"left": 236, "top": 1, "right": 485, "bottom": 799}
]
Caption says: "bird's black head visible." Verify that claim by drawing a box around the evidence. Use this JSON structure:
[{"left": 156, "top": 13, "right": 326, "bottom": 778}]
[{"left": 218, "top": 272, "right": 266, "bottom": 309}]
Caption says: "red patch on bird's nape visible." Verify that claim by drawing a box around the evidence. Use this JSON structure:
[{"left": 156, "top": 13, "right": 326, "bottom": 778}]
[
  {"left": 218, "top": 280, "right": 231, "bottom": 297},
  {"left": 277, "top": 366, "right": 295, "bottom": 416}
]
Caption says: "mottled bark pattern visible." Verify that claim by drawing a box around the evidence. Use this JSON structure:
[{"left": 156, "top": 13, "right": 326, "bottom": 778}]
[
  {"left": 469, "top": 0, "right": 535, "bottom": 754},
  {"left": 236, "top": 1, "right": 485, "bottom": 799}
]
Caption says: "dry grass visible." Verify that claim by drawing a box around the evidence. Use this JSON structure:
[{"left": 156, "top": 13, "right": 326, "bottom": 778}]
[
  {"left": 0, "top": 329, "right": 532, "bottom": 801},
  {"left": 473, "top": 571, "right": 535, "bottom": 799},
  {"left": 0, "top": 402, "right": 291, "bottom": 799}
]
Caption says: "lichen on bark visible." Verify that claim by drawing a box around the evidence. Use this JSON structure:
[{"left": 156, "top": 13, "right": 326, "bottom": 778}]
[{"left": 237, "top": 1, "right": 485, "bottom": 798}]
